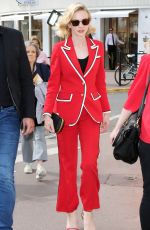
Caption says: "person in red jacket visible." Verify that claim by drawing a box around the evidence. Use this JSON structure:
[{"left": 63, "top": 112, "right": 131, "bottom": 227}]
[
  {"left": 43, "top": 3, "right": 110, "bottom": 230},
  {"left": 110, "top": 47, "right": 150, "bottom": 229}
]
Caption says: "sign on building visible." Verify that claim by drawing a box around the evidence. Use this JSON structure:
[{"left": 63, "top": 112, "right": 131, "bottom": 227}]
[{"left": 16, "top": 0, "right": 38, "bottom": 5}]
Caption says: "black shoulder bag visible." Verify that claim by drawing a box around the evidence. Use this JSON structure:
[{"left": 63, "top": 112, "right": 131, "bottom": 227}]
[{"left": 112, "top": 76, "right": 150, "bottom": 164}]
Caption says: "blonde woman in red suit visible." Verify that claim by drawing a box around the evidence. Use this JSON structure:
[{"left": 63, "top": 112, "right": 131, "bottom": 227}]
[
  {"left": 110, "top": 41, "right": 150, "bottom": 230},
  {"left": 43, "top": 3, "right": 110, "bottom": 230}
]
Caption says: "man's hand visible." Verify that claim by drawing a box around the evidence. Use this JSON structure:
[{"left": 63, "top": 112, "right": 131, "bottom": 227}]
[
  {"left": 106, "top": 51, "right": 111, "bottom": 59},
  {"left": 21, "top": 118, "right": 35, "bottom": 135}
]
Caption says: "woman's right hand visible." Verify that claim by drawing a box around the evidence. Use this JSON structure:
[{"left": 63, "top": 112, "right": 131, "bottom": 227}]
[
  {"left": 110, "top": 128, "right": 120, "bottom": 145},
  {"left": 44, "top": 114, "right": 55, "bottom": 133},
  {"left": 110, "top": 108, "right": 132, "bottom": 145}
]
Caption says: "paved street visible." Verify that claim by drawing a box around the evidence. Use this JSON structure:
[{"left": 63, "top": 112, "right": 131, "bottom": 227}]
[{"left": 13, "top": 71, "right": 142, "bottom": 230}]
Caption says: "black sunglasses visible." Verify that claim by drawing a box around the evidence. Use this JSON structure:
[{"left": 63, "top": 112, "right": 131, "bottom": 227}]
[{"left": 71, "top": 18, "right": 90, "bottom": 27}]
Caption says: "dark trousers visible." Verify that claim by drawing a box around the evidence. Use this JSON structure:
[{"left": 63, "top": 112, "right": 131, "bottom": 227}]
[
  {"left": 139, "top": 140, "right": 150, "bottom": 230},
  {"left": 108, "top": 45, "right": 117, "bottom": 70}
]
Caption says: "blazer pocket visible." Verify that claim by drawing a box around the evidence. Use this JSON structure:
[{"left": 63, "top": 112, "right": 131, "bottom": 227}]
[
  {"left": 56, "top": 93, "right": 73, "bottom": 102},
  {"left": 91, "top": 92, "right": 101, "bottom": 101}
]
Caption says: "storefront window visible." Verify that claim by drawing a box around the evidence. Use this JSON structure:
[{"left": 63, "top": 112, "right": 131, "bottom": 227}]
[
  {"left": 104, "top": 12, "right": 138, "bottom": 55},
  {"left": 19, "top": 16, "right": 29, "bottom": 41},
  {"left": 49, "top": 27, "right": 62, "bottom": 55},
  {"left": 117, "top": 17, "right": 128, "bottom": 53},
  {"left": 32, "top": 18, "right": 42, "bottom": 43},
  {"left": 129, "top": 14, "right": 138, "bottom": 54},
  {"left": 104, "top": 12, "right": 138, "bottom": 67},
  {"left": 19, "top": 16, "right": 42, "bottom": 44},
  {"left": 51, "top": 29, "right": 61, "bottom": 44},
  {"left": 2, "top": 21, "right": 14, "bottom": 28},
  {"left": 118, "top": 18, "right": 127, "bottom": 41}
]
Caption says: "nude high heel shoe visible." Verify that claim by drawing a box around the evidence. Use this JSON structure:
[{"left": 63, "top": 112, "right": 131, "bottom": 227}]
[
  {"left": 83, "top": 211, "right": 96, "bottom": 230},
  {"left": 66, "top": 210, "right": 79, "bottom": 230}
]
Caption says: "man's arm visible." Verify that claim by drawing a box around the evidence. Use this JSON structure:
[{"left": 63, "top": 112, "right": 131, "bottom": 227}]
[
  {"left": 18, "top": 31, "right": 35, "bottom": 119},
  {"left": 116, "top": 34, "right": 124, "bottom": 45},
  {"left": 18, "top": 31, "right": 35, "bottom": 134}
]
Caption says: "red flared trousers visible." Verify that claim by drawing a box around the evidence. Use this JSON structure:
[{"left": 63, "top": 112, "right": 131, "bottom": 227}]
[{"left": 56, "top": 108, "right": 100, "bottom": 212}]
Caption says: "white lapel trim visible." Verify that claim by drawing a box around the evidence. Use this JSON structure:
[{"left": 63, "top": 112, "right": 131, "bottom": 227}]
[
  {"left": 84, "top": 39, "right": 100, "bottom": 78},
  {"left": 61, "top": 38, "right": 83, "bottom": 80},
  {"left": 61, "top": 46, "right": 82, "bottom": 80},
  {"left": 63, "top": 39, "right": 71, "bottom": 50},
  {"left": 61, "top": 39, "right": 87, "bottom": 126}
]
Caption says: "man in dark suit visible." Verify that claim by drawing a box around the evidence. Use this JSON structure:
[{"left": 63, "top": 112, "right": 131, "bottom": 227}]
[{"left": 0, "top": 26, "right": 35, "bottom": 229}]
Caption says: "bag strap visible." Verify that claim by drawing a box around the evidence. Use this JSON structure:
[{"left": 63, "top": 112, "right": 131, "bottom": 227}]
[{"left": 138, "top": 75, "right": 150, "bottom": 118}]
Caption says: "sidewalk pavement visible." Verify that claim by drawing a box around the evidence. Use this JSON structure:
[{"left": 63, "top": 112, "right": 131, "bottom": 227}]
[{"left": 106, "top": 70, "right": 130, "bottom": 93}]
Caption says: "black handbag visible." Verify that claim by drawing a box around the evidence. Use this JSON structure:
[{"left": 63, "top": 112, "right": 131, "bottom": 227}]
[
  {"left": 51, "top": 113, "right": 64, "bottom": 133},
  {"left": 112, "top": 76, "right": 150, "bottom": 164}
]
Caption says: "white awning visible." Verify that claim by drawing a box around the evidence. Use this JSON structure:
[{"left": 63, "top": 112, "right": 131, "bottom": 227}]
[
  {"left": 0, "top": 15, "right": 25, "bottom": 21},
  {"left": 33, "top": 13, "right": 50, "bottom": 20},
  {"left": 91, "top": 10, "right": 135, "bottom": 18}
]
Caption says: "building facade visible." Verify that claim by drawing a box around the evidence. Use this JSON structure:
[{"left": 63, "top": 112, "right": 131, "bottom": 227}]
[{"left": 0, "top": 0, "right": 150, "bottom": 61}]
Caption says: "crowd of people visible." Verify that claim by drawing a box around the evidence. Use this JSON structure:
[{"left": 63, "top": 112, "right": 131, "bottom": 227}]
[{"left": 0, "top": 2, "right": 150, "bottom": 230}]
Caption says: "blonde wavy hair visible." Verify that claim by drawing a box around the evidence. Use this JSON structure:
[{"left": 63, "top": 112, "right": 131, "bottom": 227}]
[{"left": 55, "top": 2, "right": 95, "bottom": 38}]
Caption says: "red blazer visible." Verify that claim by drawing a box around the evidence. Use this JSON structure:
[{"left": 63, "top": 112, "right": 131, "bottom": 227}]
[
  {"left": 124, "top": 54, "right": 150, "bottom": 143},
  {"left": 44, "top": 36, "right": 110, "bottom": 126}
]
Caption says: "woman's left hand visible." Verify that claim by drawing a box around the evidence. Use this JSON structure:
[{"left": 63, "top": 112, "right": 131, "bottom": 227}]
[{"left": 100, "top": 112, "right": 110, "bottom": 133}]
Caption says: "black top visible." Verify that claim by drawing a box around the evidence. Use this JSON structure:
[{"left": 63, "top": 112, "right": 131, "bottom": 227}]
[
  {"left": 0, "top": 34, "right": 13, "bottom": 106},
  {"left": 78, "top": 56, "right": 89, "bottom": 74}
]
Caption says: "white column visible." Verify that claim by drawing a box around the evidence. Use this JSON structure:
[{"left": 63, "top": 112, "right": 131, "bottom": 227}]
[
  {"left": 42, "top": 18, "right": 50, "bottom": 57},
  {"left": 14, "top": 20, "right": 19, "bottom": 30},
  {"left": 91, "top": 18, "right": 100, "bottom": 40},
  {"left": 138, "top": 8, "right": 150, "bottom": 60},
  {"left": 91, "top": 17, "right": 104, "bottom": 42},
  {"left": 28, "top": 4, "right": 32, "bottom": 39}
]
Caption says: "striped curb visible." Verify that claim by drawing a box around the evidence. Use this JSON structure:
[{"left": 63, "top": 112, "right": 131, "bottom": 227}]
[{"left": 107, "top": 87, "right": 129, "bottom": 93}]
